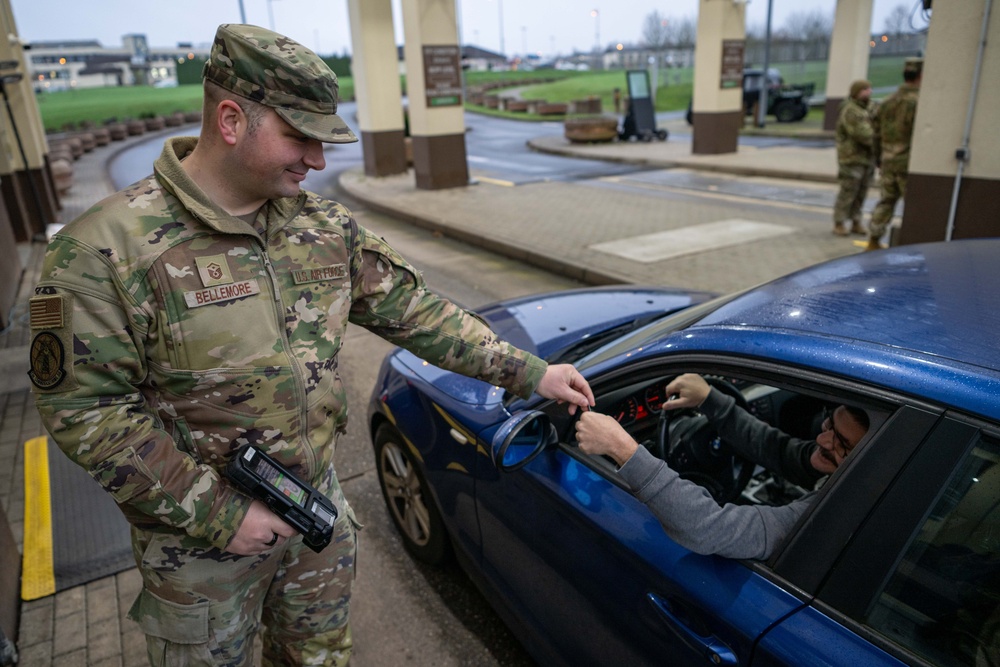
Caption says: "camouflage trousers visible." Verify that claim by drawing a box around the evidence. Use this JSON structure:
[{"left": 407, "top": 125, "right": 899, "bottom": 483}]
[
  {"left": 869, "top": 168, "right": 908, "bottom": 240},
  {"left": 127, "top": 465, "right": 359, "bottom": 667},
  {"left": 833, "top": 162, "right": 874, "bottom": 225}
]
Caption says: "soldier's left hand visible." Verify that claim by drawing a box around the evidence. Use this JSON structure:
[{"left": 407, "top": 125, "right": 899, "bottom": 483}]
[{"left": 536, "top": 363, "right": 595, "bottom": 415}]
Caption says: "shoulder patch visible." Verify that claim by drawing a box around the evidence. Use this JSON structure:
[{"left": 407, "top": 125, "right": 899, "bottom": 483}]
[
  {"left": 30, "top": 295, "right": 65, "bottom": 329},
  {"left": 28, "top": 332, "right": 67, "bottom": 389}
]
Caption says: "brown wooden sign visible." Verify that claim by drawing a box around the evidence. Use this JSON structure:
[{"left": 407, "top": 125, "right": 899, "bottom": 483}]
[
  {"left": 422, "top": 45, "right": 463, "bottom": 107},
  {"left": 720, "top": 39, "right": 745, "bottom": 89}
]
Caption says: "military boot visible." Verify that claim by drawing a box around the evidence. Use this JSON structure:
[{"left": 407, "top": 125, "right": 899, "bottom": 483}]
[
  {"left": 850, "top": 219, "right": 867, "bottom": 235},
  {"left": 865, "top": 237, "right": 886, "bottom": 252},
  {"left": 833, "top": 222, "right": 849, "bottom": 236}
]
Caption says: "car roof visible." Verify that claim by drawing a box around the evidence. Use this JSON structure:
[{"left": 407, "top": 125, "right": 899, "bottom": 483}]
[
  {"left": 691, "top": 240, "right": 999, "bottom": 376},
  {"left": 575, "top": 240, "right": 999, "bottom": 421}
]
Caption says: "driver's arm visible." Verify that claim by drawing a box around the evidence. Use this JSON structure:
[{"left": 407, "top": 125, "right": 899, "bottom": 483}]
[
  {"left": 575, "top": 411, "right": 810, "bottom": 560},
  {"left": 699, "top": 389, "right": 822, "bottom": 489},
  {"left": 622, "top": 446, "right": 811, "bottom": 560}
]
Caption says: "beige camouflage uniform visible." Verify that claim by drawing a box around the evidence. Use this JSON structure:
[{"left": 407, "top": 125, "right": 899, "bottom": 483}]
[
  {"left": 30, "top": 25, "right": 547, "bottom": 667},
  {"left": 869, "top": 60, "right": 921, "bottom": 244},
  {"left": 832, "top": 80, "right": 875, "bottom": 235}
]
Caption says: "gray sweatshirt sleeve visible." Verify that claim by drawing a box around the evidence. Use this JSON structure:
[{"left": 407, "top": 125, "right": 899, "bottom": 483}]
[
  {"left": 618, "top": 446, "right": 813, "bottom": 560},
  {"left": 699, "top": 389, "right": 823, "bottom": 490}
]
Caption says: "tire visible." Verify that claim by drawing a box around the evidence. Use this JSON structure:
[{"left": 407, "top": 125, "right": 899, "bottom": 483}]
[
  {"left": 374, "top": 423, "right": 450, "bottom": 565},
  {"left": 773, "top": 101, "right": 797, "bottom": 123}
]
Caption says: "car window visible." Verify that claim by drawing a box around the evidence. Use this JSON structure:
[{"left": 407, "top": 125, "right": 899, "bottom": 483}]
[
  {"left": 558, "top": 368, "right": 872, "bottom": 511},
  {"left": 865, "top": 432, "right": 1000, "bottom": 666}
]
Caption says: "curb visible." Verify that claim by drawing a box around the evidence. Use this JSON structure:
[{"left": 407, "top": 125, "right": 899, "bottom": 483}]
[
  {"left": 338, "top": 168, "right": 631, "bottom": 287},
  {"left": 526, "top": 138, "right": 840, "bottom": 184}
]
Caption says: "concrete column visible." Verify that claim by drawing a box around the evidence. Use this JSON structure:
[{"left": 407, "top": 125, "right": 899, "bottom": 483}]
[
  {"left": 691, "top": 0, "right": 746, "bottom": 155},
  {"left": 900, "top": 0, "right": 1000, "bottom": 243},
  {"left": 399, "top": 0, "right": 468, "bottom": 190},
  {"left": 823, "top": 0, "right": 874, "bottom": 130},
  {"left": 347, "top": 0, "right": 408, "bottom": 177},
  {"left": 0, "top": 177, "right": 21, "bottom": 330},
  {"left": 0, "top": 0, "right": 56, "bottom": 236}
]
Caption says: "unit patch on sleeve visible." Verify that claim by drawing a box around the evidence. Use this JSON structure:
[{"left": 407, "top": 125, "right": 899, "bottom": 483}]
[{"left": 28, "top": 331, "right": 67, "bottom": 389}]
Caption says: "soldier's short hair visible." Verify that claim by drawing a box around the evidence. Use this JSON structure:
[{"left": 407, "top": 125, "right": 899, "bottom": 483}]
[
  {"left": 202, "top": 23, "right": 358, "bottom": 144},
  {"left": 203, "top": 79, "right": 268, "bottom": 135}
]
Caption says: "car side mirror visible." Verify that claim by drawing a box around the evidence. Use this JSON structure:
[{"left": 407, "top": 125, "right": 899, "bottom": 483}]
[{"left": 491, "top": 411, "right": 554, "bottom": 472}]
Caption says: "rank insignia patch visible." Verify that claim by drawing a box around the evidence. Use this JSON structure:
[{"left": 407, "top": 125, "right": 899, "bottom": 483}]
[
  {"left": 196, "top": 254, "right": 234, "bottom": 287},
  {"left": 28, "top": 332, "right": 67, "bottom": 389}
]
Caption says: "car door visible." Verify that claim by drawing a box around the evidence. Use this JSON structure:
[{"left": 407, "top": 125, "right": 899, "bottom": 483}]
[
  {"left": 756, "top": 415, "right": 1000, "bottom": 666},
  {"left": 472, "top": 361, "right": 881, "bottom": 666},
  {"left": 473, "top": 442, "right": 808, "bottom": 666}
]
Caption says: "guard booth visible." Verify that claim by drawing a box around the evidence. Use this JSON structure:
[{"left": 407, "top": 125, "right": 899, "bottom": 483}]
[{"left": 620, "top": 70, "right": 667, "bottom": 142}]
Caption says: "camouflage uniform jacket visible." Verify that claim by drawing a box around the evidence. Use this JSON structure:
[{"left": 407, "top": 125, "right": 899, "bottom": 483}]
[
  {"left": 873, "top": 82, "right": 919, "bottom": 172},
  {"left": 30, "top": 136, "right": 547, "bottom": 550},
  {"left": 835, "top": 97, "right": 874, "bottom": 167}
]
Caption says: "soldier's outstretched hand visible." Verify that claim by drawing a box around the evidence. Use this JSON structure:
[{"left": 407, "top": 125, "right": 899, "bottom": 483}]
[{"left": 536, "top": 363, "right": 595, "bottom": 415}]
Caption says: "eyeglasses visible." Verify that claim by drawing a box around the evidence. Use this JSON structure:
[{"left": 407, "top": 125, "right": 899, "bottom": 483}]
[{"left": 821, "top": 407, "right": 856, "bottom": 458}]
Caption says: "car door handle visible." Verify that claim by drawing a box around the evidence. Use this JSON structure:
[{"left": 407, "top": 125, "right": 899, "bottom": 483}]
[
  {"left": 646, "top": 592, "right": 737, "bottom": 666},
  {"left": 449, "top": 428, "right": 468, "bottom": 444}
]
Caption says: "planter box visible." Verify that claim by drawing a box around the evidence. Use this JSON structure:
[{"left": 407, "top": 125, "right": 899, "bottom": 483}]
[
  {"left": 564, "top": 116, "right": 618, "bottom": 143},
  {"left": 537, "top": 103, "right": 568, "bottom": 116}
]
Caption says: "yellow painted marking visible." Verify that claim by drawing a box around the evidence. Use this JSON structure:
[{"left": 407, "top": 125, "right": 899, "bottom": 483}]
[
  {"left": 22, "top": 436, "right": 56, "bottom": 600},
  {"left": 476, "top": 176, "right": 516, "bottom": 187}
]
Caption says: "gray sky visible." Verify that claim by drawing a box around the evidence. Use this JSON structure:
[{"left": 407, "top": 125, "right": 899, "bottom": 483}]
[{"left": 12, "top": 0, "right": 917, "bottom": 57}]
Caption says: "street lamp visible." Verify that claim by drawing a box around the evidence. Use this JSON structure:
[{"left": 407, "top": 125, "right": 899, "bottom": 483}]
[
  {"left": 237, "top": 0, "right": 246, "bottom": 23},
  {"left": 590, "top": 9, "right": 600, "bottom": 52}
]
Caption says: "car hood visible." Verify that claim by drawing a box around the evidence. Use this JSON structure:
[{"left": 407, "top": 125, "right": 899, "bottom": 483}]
[{"left": 394, "top": 286, "right": 713, "bottom": 404}]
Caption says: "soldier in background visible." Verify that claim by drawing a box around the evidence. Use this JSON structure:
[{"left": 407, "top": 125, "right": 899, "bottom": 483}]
[
  {"left": 832, "top": 79, "right": 876, "bottom": 237},
  {"left": 28, "top": 24, "right": 594, "bottom": 667},
  {"left": 868, "top": 57, "right": 923, "bottom": 251}
]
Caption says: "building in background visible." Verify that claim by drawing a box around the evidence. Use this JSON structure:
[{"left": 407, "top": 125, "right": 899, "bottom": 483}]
[{"left": 26, "top": 35, "right": 209, "bottom": 92}]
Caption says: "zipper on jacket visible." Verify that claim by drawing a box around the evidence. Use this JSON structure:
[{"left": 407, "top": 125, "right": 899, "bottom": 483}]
[{"left": 260, "top": 243, "right": 317, "bottom": 476}]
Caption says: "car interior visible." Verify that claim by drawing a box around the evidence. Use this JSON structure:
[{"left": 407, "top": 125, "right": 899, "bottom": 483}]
[{"left": 552, "top": 369, "right": 842, "bottom": 508}]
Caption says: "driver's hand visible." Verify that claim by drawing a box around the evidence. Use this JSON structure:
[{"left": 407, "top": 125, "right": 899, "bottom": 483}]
[
  {"left": 663, "top": 374, "right": 711, "bottom": 411},
  {"left": 576, "top": 412, "right": 639, "bottom": 468}
]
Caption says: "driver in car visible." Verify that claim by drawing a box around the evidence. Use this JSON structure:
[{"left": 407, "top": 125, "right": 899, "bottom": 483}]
[{"left": 575, "top": 373, "right": 869, "bottom": 560}]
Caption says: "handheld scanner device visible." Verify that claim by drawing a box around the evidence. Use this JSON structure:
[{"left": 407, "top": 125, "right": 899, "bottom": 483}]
[{"left": 226, "top": 445, "right": 337, "bottom": 553}]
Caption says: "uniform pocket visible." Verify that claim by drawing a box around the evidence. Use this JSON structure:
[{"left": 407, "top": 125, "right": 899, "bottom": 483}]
[{"left": 128, "top": 588, "right": 210, "bottom": 645}]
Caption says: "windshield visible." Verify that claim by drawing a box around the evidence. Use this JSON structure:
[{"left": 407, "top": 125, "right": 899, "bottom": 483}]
[{"left": 575, "top": 292, "right": 743, "bottom": 373}]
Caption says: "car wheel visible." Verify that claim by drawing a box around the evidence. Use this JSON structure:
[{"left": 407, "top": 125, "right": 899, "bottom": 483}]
[{"left": 374, "top": 423, "right": 450, "bottom": 565}]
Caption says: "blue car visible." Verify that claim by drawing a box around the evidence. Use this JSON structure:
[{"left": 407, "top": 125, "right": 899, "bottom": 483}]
[{"left": 367, "top": 240, "right": 1000, "bottom": 667}]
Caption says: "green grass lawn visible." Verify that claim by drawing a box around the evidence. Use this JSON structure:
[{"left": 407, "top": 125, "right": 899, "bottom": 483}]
[
  {"left": 475, "top": 55, "right": 907, "bottom": 118},
  {"left": 36, "top": 79, "right": 357, "bottom": 133},
  {"left": 38, "top": 56, "right": 905, "bottom": 132}
]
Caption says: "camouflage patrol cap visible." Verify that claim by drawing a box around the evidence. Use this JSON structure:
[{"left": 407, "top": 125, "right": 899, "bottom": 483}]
[
  {"left": 903, "top": 57, "right": 924, "bottom": 75},
  {"left": 849, "top": 79, "right": 872, "bottom": 99},
  {"left": 203, "top": 23, "right": 358, "bottom": 143}
]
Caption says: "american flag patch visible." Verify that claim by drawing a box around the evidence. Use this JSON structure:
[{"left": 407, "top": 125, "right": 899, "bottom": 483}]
[{"left": 30, "top": 296, "right": 64, "bottom": 329}]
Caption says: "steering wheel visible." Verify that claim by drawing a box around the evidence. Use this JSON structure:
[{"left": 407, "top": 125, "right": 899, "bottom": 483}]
[{"left": 654, "top": 377, "right": 755, "bottom": 505}]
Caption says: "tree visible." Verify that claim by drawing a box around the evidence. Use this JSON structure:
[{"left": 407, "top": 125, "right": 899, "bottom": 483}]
[
  {"left": 642, "top": 10, "right": 670, "bottom": 51},
  {"left": 883, "top": 4, "right": 912, "bottom": 36},
  {"left": 642, "top": 10, "right": 669, "bottom": 79},
  {"left": 780, "top": 10, "right": 833, "bottom": 60},
  {"left": 672, "top": 17, "right": 697, "bottom": 50}
]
